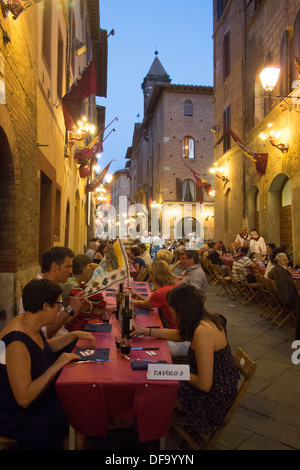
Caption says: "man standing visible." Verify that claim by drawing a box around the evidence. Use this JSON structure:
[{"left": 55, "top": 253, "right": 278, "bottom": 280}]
[
  {"left": 235, "top": 226, "right": 251, "bottom": 246},
  {"left": 180, "top": 250, "right": 208, "bottom": 297}
]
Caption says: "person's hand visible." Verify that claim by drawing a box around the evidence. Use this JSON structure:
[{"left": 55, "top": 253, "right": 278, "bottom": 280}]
[
  {"left": 130, "top": 323, "right": 148, "bottom": 337},
  {"left": 69, "top": 291, "right": 92, "bottom": 313},
  {"left": 55, "top": 352, "right": 81, "bottom": 369},
  {"left": 74, "top": 331, "right": 96, "bottom": 347}
]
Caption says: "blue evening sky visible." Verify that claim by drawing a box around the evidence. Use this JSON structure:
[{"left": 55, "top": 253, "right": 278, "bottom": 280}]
[{"left": 96, "top": 0, "right": 214, "bottom": 177}]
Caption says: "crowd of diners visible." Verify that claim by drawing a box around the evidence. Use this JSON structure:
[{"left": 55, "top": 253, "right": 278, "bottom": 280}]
[{"left": 0, "top": 227, "right": 298, "bottom": 449}]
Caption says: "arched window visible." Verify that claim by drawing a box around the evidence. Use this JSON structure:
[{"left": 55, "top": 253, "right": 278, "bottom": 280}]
[
  {"left": 182, "top": 136, "right": 195, "bottom": 159},
  {"left": 184, "top": 100, "right": 193, "bottom": 116},
  {"left": 182, "top": 179, "right": 195, "bottom": 202}
]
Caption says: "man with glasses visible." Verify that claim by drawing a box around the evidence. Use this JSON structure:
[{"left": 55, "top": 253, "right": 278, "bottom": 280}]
[{"left": 180, "top": 250, "right": 208, "bottom": 298}]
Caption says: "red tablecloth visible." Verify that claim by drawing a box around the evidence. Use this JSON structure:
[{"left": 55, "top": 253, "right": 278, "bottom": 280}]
[
  {"left": 56, "top": 282, "right": 178, "bottom": 442},
  {"left": 222, "top": 256, "right": 234, "bottom": 268},
  {"left": 129, "top": 264, "right": 137, "bottom": 279}
]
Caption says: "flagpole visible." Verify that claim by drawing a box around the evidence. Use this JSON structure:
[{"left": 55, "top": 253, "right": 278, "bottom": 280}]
[
  {"left": 102, "top": 128, "right": 116, "bottom": 143},
  {"left": 101, "top": 117, "right": 118, "bottom": 135}
]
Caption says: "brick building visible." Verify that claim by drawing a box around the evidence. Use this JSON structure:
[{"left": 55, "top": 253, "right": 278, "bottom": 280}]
[
  {"left": 126, "top": 53, "right": 215, "bottom": 241},
  {"left": 212, "top": 0, "right": 300, "bottom": 263},
  {"left": 0, "top": 0, "right": 107, "bottom": 319}
]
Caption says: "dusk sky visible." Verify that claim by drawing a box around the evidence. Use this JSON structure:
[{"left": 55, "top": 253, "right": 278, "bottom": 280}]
[{"left": 96, "top": 0, "right": 214, "bottom": 178}]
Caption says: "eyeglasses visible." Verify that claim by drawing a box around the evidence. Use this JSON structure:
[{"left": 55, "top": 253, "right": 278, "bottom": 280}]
[{"left": 54, "top": 301, "right": 63, "bottom": 308}]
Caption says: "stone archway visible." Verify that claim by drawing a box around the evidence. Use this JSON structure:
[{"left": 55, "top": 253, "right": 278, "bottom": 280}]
[
  {"left": 268, "top": 173, "right": 291, "bottom": 246},
  {"left": 0, "top": 127, "right": 16, "bottom": 318},
  {"left": 0, "top": 127, "right": 16, "bottom": 272}
]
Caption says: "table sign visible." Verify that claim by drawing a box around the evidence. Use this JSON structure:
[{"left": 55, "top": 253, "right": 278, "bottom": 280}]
[{"left": 147, "top": 363, "right": 190, "bottom": 381}]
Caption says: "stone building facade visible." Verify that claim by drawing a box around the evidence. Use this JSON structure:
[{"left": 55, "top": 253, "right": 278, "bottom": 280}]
[
  {"left": 126, "top": 55, "right": 215, "bottom": 242},
  {"left": 0, "top": 0, "right": 107, "bottom": 318},
  {"left": 213, "top": 0, "right": 300, "bottom": 264}
]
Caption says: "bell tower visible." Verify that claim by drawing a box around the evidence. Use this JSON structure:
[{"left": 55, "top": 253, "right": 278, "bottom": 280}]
[{"left": 141, "top": 51, "right": 171, "bottom": 113}]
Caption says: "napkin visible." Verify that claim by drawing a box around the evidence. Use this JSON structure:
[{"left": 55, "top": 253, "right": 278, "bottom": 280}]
[
  {"left": 75, "top": 347, "right": 110, "bottom": 361},
  {"left": 131, "top": 360, "right": 168, "bottom": 370},
  {"left": 136, "top": 288, "right": 148, "bottom": 292},
  {"left": 136, "top": 308, "right": 150, "bottom": 316},
  {"left": 83, "top": 324, "right": 112, "bottom": 332}
]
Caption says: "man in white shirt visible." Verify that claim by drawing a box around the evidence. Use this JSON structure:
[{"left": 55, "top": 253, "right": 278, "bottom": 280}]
[
  {"left": 138, "top": 243, "right": 152, "bottom": 266},
  {"left": 235, "top": 226, "right": 251, "bottom": 245}
]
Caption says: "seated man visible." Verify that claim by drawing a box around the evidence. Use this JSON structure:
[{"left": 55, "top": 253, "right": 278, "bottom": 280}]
[
  {"left": 232, "top": 246, "right": 258, "bottom": 283},
  {"left": 138, "top": 242, "right": 152, "bottom": 266},
  {"left": 60, "top": 254, "right": 98, "bottom": 308},
  {"left": 19, "top": 247, "right": 91, "bottom": 338},
  {"left": 180, "top": 250, "right": 208, "bottom": 297}
]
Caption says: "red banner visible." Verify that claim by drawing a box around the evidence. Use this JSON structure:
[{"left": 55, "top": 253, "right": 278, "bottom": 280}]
[{"left": 62, "top": 60, "right": 97, "bottom": 130}]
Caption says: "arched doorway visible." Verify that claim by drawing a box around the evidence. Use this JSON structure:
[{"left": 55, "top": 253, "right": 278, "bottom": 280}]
[
  {"left": 0, "top": 127, "right": 16, "bottom": 317},
  {"left": 268, "top": 174, "right": 292, "bottom": 247},
  {"left": 64, "top": 201, "right": 70, "bottom": 247},
  {"left": 0, "top": 128, "right": 16, "bottom": 271},
  {"left": 280, "top": 179, "right": 292, "bottom": 248},
  {"left": 175, "top": 217, "right": 201, "bottom": 240},
  {"left": 74, "top": 190, "right": 80, "bottom": 254},
  {"left": 248, "top": 186, "right": 260, "bottom": 233}
]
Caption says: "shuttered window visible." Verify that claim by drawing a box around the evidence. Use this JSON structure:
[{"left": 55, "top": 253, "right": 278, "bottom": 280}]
[
  {"left": 223, "top": 31, "right": 230, "bottom": 81},
  {"left": 223, "top": 105, "right": 231, "bottom": 153},
  {"left": 184, "top": 100, "right": 193, "bottom": 116}
]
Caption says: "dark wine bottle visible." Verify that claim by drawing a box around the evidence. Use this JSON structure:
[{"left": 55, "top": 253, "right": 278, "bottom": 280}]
[
  {"left": 116, "top": 283, "right": 124, "bottom": 320},
  {"left": 121, "top": 294, "right": 133, "bottom": 339}
]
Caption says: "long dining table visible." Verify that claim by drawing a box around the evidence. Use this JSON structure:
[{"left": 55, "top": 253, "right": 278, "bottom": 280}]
[{"left": 55, "top": 281, "right": 179, "bottom": 447}]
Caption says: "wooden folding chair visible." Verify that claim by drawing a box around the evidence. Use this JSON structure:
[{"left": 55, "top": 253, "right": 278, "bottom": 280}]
[
  {"left": 264, "top": 278, "right": 296, "bottom": 328},
  {"left": 200, "top": 257, "right": 216, "bottom": 284},
  {"left": 255, "top": 273, "right": 277, "bottom": 319},
  {"left": 234, "top": 268, "right": 260, "bottom": 305},
  {"left": 135, "top": 266, "right": 148, "bottom": 282},
  {"left": 169, "top": 348, "right": 257, "bottom": 450},
  {"left": 225, "top": 267, "right": 245, "bottom": 301},
  {"left": 210, "top": 264, "right": 235, "bottom": 298}
]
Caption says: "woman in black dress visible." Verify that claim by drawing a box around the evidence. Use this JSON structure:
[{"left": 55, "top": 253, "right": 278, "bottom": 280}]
[
  {"left": 131, "top": 283, "right": 239, "bottom": 436},
  {"left": 0, "top": 278, "right": 95, "bottom": 449}
]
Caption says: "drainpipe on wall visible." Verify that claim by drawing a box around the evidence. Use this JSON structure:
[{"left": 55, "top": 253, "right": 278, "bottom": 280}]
[{"left": 242, "top": 0, "right": 247, "bottom": 222}]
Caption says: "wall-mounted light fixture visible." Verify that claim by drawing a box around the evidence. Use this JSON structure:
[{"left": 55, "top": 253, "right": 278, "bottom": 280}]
[
  {"left": 204, "top": 210, "right": 214, "bottom": 221},
  {"left": 209, "top": 163, "right": 229, "bottom": 184},
  {"left": 71, "top": 38, "right": 87, "bottom": 57},
  {"left": 68, "top": 116, "right": 96, "bottom": 144},
  {"left": 259, "top": 123, "right": 289, "bottom": 154},
  {"left": 1, "top": 0, "right": 42, "bottom": 20},
  {"left": 259, "top": 64, "right": 300, "bottom": 108}
]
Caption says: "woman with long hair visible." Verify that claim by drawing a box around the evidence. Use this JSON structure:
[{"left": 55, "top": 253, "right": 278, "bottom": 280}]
[
  {"left": 93, "top": 242, "right": 108, "bottom": 264},
  {"left": 131, "top": 283, "right": 239, "bottom": 435}
]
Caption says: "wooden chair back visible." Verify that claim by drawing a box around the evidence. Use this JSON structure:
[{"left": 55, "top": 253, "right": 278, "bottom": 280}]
[
  {"left": 170, "top": 348, "right": 257, "bottom": 450},
  {"left": 135, "top": 267, "right": 148, "bottom": 282}
]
